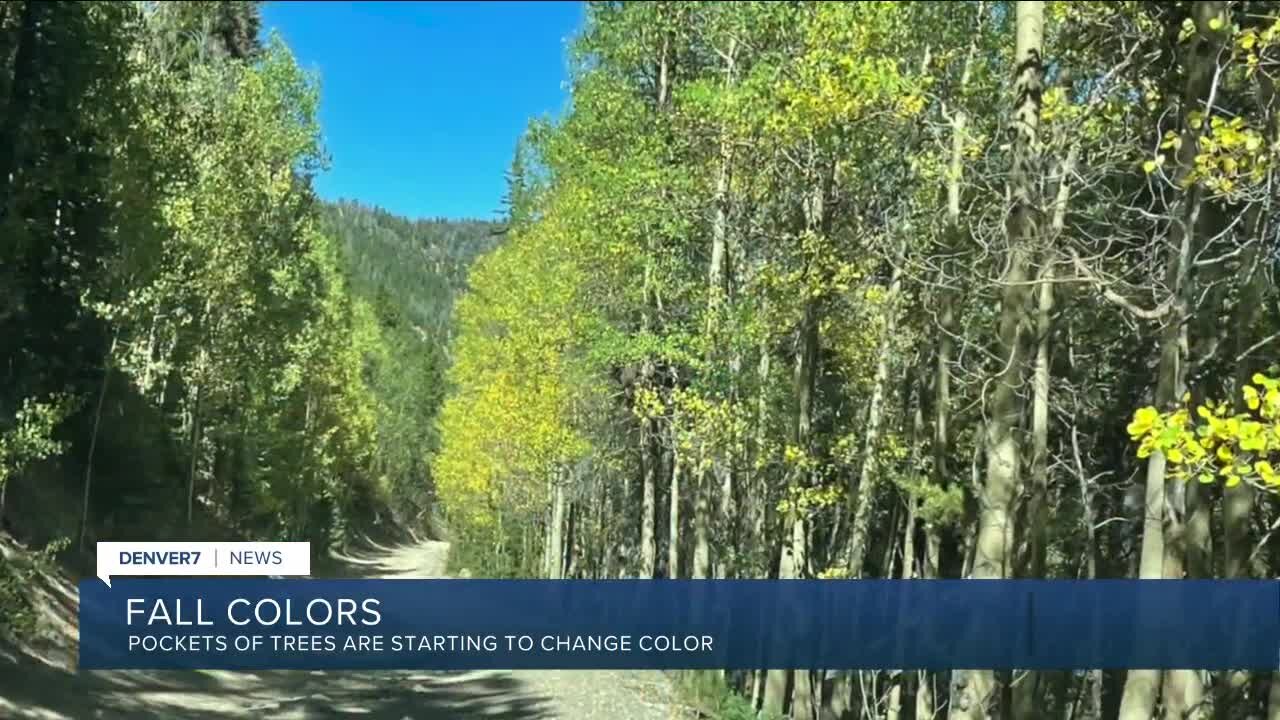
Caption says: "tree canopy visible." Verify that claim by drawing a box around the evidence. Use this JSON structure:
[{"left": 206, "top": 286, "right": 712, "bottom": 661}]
[{"left": 431, "top": 2, "right": 1280, "bottom": 718}]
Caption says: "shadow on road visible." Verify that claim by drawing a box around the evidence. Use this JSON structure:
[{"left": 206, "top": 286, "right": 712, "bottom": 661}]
[
  {"left": 0, "top": 535, "right": 559, "bottom": 719},
  {"left": 0, "top": 659, "right": 558, "bottom": 719}
]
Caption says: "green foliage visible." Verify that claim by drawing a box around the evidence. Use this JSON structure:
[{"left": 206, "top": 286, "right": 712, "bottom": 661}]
[
  {"left": 0, "top": 0, "right": 486, "bottom": 643},
  {"left": 0, "top": 395, "right": 78, "bottom": 485},
  {"left": 673, "top": 670, "right": 785, "bottom": 720},
  {"left": 0, "top": 537, "right": 70, "bottom": 641}
]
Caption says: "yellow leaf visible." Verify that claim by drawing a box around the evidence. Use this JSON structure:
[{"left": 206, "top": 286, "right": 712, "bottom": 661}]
[
  {"left": 1143, "top": 160, "right": 1158, "bottom": 174},
  {"left": 1209, "top": 16, "right": 1224, "bottom": 31},
  {"left": 1128, "top": 406, "right": 1160, "bottom": 439},
  {"left": 1241, "top": 434, "right": 1265, "bottom": 452},
  {"left": 1244, "top": 385, "right": 1262, "bottom": 410}
]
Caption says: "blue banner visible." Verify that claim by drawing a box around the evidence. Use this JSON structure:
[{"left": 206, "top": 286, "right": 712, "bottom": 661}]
[{"left": 78, "top": 579, "right": 1280, "bottom": 671}]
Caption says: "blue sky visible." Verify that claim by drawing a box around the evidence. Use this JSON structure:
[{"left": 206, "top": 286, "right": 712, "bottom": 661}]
[{"left": 261, "top": 1, "right": 584, "bottom": 221}]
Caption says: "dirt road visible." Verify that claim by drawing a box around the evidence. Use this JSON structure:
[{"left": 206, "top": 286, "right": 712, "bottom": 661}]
[{"left": 0, "top": 539, "right": 687, "bottom": 719}]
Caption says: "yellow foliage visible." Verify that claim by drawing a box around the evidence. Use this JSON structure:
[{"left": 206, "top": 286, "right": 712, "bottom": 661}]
[{"left": 1127, "top": 374, "right": 1280, "bottom": 489}]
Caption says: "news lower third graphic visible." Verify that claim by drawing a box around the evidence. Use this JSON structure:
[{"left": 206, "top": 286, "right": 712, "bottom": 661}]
[
  {"left": 96, "top": 541, "right": 311, "bottom": 587},
  {"left": 80, "top": 542, "right": 1280, "bottom": 672}
]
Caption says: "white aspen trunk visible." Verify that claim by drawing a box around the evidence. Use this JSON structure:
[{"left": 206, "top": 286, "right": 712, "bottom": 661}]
[
  {"left": 668, "top": 442, "right": 681, "bottom": 578},
  {"left": 765, "top": 256, "right": 822, "bottom": 719},
  {"left": 638, "top": 26, "right": 673, "bottom": 581},
  {"left": 952, "top": 4, "right": 1043, "bottom": 718},
  {"left": 1023, "top": 144, "right": 1075, "bottom": 576},
  {"left": 716, "top": 462, "right": 733, "bottom": 579},
  {"left": 887, "top": 384, "right": 927, "bottom": 720},
  {"left": 753, "top": 338, "right": 772, "bottom": 568},
  {"left": 789, "top": 511, "right": 813, "bottom": 720},
  {"left": 547, "top": 473, "right": 566, "bottom": 580},
  {"left": 704, "top": 39, "right": 736, "bottom": 583},
  {"left": 641, "top": 433, "right": 657, "bottom": 577},
  {"left": 1223, "top": 74, "right": 1275, "bottom": 720},
  {"left": 788, "top": 169, "right": 828, "bottom": 720},
  {"left": 846, "top": 262, "right": 902, "bottom": 577},
  {"left": 1120, "top": 5, "right": 1226, "bottom": 719},
  {"left": 542, "top": 513, "right": 553, "bottom": 580},
  {"left": 1013, "top": 143, "right": 1076, "bottom": 720},
  {"left": 762, "top": 514, "right": 805, "bottom": 718},
  {"left": 186, "top": 378, "right": 204, "bottom": 528},
  {"left": 887, "top": 497, "right": 919, "bottom": 720},
  {"left": 693, "top": 461, "right": 711, "bottom": 579}
]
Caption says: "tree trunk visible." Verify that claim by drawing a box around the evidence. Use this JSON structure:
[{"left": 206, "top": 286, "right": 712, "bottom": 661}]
[
  {"left": 706, "top": 38, "right": 737, "bottom": 582},
  {"left": 79, "top": 333, "right": 116, "bottom": 552},
  {"left": 790, "top": 513, "right": 815, "bottom": 720},
  {"left": 547, "top": 473, "right": 566, "bottom": 580},
  {"left": 922, "top": 38, "right": 977, "bottom": 719},
  {"left": 847, "top": 261, "right": 902, "bottom": 578},
  {"left": 638, "top": 25, "right": 674, "bottom": 581},
  {"left": 187, "top": 381, "right": 204, "bottom": 529},
  {"left": 763, "top": 508, "right": 808, "bottom": 717},
  {"left": 692, "top": 468, "right": 711, "bottom": 578},
  {"left": 1012, "top": 142, "right": 1075, "bottom": 720},
  {"left": 564, "top": 499, "right": 577, "bottom": 578},
  {"left": 931, "top": 6, "right": 977, "bottom": 574},
  {"left": 790, "top": 167, "right": 830, "bottom": 720},
  {"left": 1119, "top": 5, "right": 1226, "bottom": 719},
  {"left": 542, "top": 515, "right": 553, "bottom": 579},
  {"left": 668, "top": 440, "right": 681, "bottom": 578},
  {"left": 952, "top": 4, "right": 1043, "bottom": 718},
  {"left": 889, "top": 400, "right": 922, "bottom": 720},
  {"left": 763, "top": 314, "right": 819, "bottom": 718},
  {"left": 1020, "top": 144, "right": 1075, "bottom": 579},
  {"left": 753, "top": 334, "right": 772, "bottom": 573},
  {"left": 924, "top": 51, "right": 968, "bottom": 720},
  {"left": 765, "top": 165, "right": 827, "bottom": 716},
  {"left": 640, "top": 425, "right": 657, "bottom": 577},
  {"left": 716, "top": 463, "right": 733, "bottom": 579},
  {"left": 1224, "top": 74, "right": 1275, "bottom": 720},
  {"left": 1068, "top": 418, "right": 1104, "bottom": 720}
]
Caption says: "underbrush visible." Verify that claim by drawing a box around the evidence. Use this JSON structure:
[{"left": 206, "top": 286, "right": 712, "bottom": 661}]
[
  {"left": 0, "top": 535, "right": 68, "bottom": 641},
  {"left": 673, "top": 670, "right": 785, "bottom": 720}
]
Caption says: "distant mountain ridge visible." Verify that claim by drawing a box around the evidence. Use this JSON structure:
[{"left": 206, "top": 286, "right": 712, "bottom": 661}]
[{"left": 318, "top": 199, "right": 502, "bottom": 344}]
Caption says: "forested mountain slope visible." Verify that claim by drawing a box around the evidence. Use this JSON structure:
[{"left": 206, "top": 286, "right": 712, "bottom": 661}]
[{"left": 320, "top": 200, "right": 501, "bottom": 347}]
